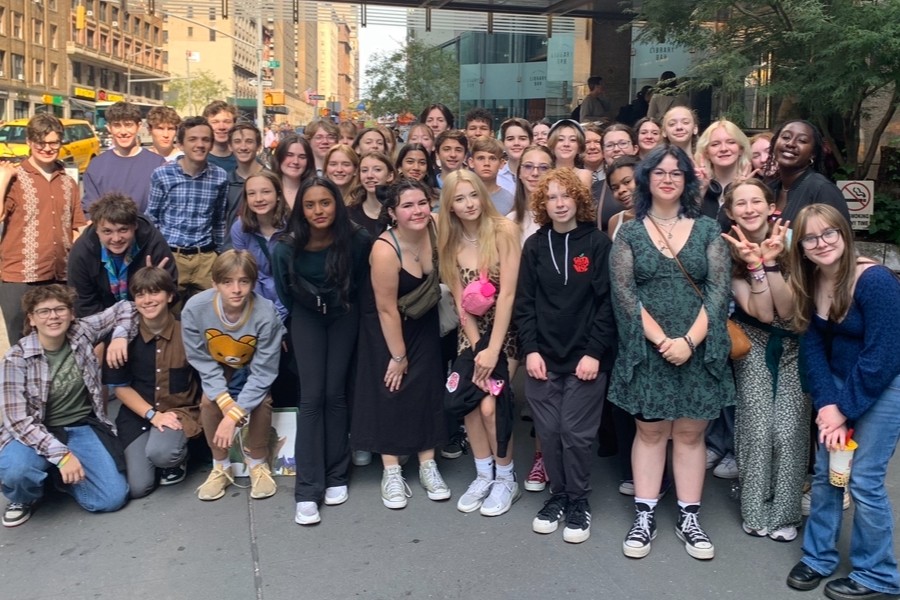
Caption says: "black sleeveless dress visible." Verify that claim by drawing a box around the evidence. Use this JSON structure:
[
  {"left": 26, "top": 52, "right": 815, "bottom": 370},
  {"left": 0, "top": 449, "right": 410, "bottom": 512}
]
[{"left": 350, "top": 252, "right": 447, "bottom": 455}]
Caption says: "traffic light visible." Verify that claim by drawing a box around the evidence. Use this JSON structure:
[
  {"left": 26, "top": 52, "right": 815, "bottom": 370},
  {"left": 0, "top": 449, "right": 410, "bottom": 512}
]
[{"left": 263, "top": 91, "right": 285, "bottom": 106}]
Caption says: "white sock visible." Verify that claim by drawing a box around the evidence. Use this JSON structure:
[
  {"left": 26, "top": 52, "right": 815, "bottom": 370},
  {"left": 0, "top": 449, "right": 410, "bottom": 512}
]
[
  {"left": 495, "top": 461, "right": 515, "bottom": 481},
  {"left": 635, "top": 497, "right": 658, "bottom": 510},
  {"left": 474, "top": 456, "right": 494, "bottom": 479},
  {"left": 246, "top": 457, "right": 265, "bottom": 468},
  {"left": 678, "top": 500, "right": 699, "bottom": 510},
  {"left": 213, "top": 458, "right": 232, "bottom": 470}
]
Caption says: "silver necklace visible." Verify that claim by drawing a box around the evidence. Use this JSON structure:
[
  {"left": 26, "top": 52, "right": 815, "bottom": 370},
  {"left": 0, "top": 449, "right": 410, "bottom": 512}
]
[
  {"left": 650, "top": 217, "right": 678, "bottom": 239},
  {"left": 396, "top": 232, "right": 422, "bottom": 262},
  {"left": 461, "top": 231, "right": 479, "bottom": 245},
  {"left": 648, "top": 212, "right": 679, "bottom": 222}
]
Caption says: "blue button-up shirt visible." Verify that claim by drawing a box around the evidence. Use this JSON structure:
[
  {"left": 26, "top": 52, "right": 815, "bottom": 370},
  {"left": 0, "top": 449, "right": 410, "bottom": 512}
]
[{"left": 147, "top": 158, "right": 227, "bottom": 250}]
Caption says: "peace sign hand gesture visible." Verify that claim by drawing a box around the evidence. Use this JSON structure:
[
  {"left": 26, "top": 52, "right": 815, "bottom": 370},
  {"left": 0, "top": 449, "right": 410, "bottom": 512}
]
[
  {"left": 721, "top": 225, "right": 762, "bottom": 266},
  {"left": 760, "top": 218, "right": 790, "bottom": 264}
]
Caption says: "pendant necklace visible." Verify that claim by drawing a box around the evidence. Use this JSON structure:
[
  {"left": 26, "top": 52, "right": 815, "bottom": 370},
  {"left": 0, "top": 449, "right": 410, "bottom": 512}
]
[
  {"left": 650, "top": 215, "right": 678, "bottom": 239},
  {"left": 396, "top": 232, "right": 422, "bottom": 262},
  {"left": 461, "top": 230, "right": 479, "bottom": 246}
]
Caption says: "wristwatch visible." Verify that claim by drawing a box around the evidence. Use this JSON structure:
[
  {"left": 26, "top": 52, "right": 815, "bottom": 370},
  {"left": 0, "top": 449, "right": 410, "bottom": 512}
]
[{"left": 144, "top": 408, "right": 157, "bottom": 421}]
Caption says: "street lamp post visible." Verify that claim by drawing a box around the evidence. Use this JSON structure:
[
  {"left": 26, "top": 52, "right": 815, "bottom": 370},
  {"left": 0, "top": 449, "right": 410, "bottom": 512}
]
[{"left": 155, "top": 8, "right": 267, "bottom": 130}]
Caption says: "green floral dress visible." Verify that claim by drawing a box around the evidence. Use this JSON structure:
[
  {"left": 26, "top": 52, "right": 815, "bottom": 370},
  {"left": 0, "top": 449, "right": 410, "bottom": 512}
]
[{"left": 608, "top": 217, "right": 735, "bottom": 420}]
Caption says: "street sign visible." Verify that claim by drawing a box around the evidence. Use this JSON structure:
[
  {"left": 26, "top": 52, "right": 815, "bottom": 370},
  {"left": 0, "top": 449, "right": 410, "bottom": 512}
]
[
  {"left": 249, "top": 79, "right": 274, "bottom": 88},
  {"left": 309, "top": 94, "right": 325, "bottom": 101},
  {"left": 268, "top": 60, "right": 280, "bottom": 68}
]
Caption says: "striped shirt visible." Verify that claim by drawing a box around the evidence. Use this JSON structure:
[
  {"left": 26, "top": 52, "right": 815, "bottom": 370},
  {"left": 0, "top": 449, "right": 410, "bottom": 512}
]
[{"left": 147, "top": 158, "right": 227, "bottom": 250}]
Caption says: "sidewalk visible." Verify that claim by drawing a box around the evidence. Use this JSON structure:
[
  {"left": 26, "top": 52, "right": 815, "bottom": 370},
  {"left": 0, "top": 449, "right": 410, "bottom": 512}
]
[{"left": 1, "top": 419, "right": 889, "bottom": 600}]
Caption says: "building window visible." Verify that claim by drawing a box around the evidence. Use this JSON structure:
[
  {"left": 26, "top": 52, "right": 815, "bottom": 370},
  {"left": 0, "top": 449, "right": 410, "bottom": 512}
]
[
  {"left": 50, "top": 24, "right": 58, "bottom": 49},
  {"left": 72, "top": 61, "right": 82, "bottom": 81},
  {"left": 186, "top": 6, "right": 193, "bottom": 18},
  {"left": 100, "top": 33, "right": 108, "bottom": 53},
  {"left": 187, "top": 27, "right": 193, "bottom": 38},
  {"left": 51, "top": 63, "right": 59, "bottom": 87},
  {"left": 113, "top": 38, "right": 120, "bottom": 56},
  {"left": 33, "top": 20, "right": 44, "bottom": 44},
  {"left": 0, "top": 7, "right": 5, "bottom": 35},
  {"left": 209, "top": 29, "right": 216, "bottom": 42},
  {"left": 154, "top": 26, "right": 160, "bottom": 44},
  {"left": 33, "top": 59, "right": 44, "bottom": 85},
  {"left": 12, "top": 54, "right": 25, "bottom": 80},
  {"left": 12, "top": 12, "right": 23, "bottom": 39},
  {"left": 112, "top": 7, "right": 119, "bottom": 22},
  {"left": 0, "top": 50, "right": 5, "bottom": 77},
  {"left": 14, "top": 100, "right": 30, "bottom": 120},
  {"left": 49, "top": 0, "right": 57, "bottom": 11},
  {"left": 162, "top": 50, "right": 168, "bottom": 65},
  {"left": 99, "top": 2, "right": 107, "bottom": 21},
  {"left": 87, "top": 28, "right": 95, "bottom": 48},
  {"left": 209, "top": 7, "right": 216, "bottom": 20},
  {"left": 163, "top": 30, "right": 168, "bottom": 44}
]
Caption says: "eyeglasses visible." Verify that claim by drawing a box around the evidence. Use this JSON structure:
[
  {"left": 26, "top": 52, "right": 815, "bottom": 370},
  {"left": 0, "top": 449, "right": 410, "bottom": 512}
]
[
  {"left": 312, "top": 134, "right": 337, "bottom": 142},
  {"left": 603, "top": 140, "right": 634, "bottom": 151},
  {"left": 32, "top": 306, "right": 70, "bottom": 319},
  {"left": 799, "top": 228, "right": 841, "bottom": 250},
  {"left": 32, "top": 140, "right": 62, "bottom": 149},
  {"left": 522, "top": 163, "right": 551, "bottom": 174},
  {"left": 650, "top": 169, "right": 685, "bottom": 181}
]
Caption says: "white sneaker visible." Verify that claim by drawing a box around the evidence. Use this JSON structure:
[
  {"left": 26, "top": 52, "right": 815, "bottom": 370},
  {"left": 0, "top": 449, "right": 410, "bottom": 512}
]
[
  {"left": 768, "top": 525, "right": 798, "bottom": 542},
  {"left": 381, "top": 465, "right": 412, "bottom": 509},
  {"left": 457, "top": 474, "right": 493, "bottom": 513},
  {"left": 419, "top": 459, "right": 451, "bottom": 501},
  {"left": 713, "top": 455, "right": 739, "bottom": 479},
  {"left": 294, "top": 501, "right": 321, "bottom": 525},
  {"left": 352, "top": 450, "right": 372, "bottom": 467},
  {"left": 324, "top": 485, "right": 349, "bottom": 506},
  {"left": 480, "top": 475, "right": 521, "bottom": 517}
]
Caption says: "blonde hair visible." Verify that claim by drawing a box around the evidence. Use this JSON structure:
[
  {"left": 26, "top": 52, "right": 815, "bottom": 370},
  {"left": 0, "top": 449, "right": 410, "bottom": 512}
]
[
  {"left": 323, "top": 144, "right": 360, "bottom": 202},
  {"left": 437, "top": 169, "right": 517, "bottom": 288},
  {"left": 695, "top": 119, "right": 752, "bottom": 179}
]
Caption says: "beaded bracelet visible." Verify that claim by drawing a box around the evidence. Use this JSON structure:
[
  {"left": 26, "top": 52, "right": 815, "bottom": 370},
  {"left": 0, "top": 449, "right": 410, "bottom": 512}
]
[{"left": 684, "top": 335, "right": 696, "bottom": 353}]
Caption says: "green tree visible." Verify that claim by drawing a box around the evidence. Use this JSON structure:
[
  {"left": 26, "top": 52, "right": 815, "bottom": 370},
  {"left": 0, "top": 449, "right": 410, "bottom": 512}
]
[
  {"left": 364, "top": 39, "right": 459, "bottom": 119},
  {"left": 166, "top": 70, "right": 228, "bottom": 115},
  {"left": 632, "top": 0, "right": 900, "bottom": 178}
]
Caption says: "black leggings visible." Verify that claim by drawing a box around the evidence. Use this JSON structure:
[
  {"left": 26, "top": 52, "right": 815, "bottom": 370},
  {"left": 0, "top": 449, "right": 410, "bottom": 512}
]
[{"left": 291, "top": 305, "right": 359, "bottom": 503}]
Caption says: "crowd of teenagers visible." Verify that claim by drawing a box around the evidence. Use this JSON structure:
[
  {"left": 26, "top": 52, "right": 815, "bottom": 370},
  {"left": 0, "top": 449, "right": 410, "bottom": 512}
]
[{"left": 0, "top": 96, "right": 899, "bottom": 600}]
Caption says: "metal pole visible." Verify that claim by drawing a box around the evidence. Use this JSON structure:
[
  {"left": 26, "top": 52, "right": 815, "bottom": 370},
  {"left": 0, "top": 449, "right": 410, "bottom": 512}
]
[
  {"left": 256, "top": 6, "right": 265, "bottom": 131},
  {"left": 187, "top": 52, "right": 192, "bottom": 114},
  {"left": 126, "top": 64, "right": 131, "bottom": 102}
]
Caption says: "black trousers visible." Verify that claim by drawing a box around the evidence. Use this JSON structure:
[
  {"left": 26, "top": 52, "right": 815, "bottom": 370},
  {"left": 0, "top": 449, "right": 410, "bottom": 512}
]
[
  {"left": 525, "top": 372, "right": 608, "bottom": 502},
  {"left": 291, "top": 305, "right": 359, "bottom": 503}
]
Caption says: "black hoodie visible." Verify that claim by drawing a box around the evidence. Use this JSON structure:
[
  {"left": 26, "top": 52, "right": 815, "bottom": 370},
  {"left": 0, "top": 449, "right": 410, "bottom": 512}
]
[{"left": 514, "top": 221, "right": 616, "bottom": 373}]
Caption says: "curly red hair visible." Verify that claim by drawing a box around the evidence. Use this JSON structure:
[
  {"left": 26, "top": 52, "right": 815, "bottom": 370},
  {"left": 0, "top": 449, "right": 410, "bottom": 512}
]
[{"left": 530, "top": 168, "right": 596, "bottom": 227}]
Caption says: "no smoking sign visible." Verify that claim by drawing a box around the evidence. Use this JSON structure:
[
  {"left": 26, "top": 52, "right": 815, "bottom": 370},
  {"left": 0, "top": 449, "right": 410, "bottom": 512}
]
[{"left": 836, "top": 180, "right": 874, "bottom": 230}]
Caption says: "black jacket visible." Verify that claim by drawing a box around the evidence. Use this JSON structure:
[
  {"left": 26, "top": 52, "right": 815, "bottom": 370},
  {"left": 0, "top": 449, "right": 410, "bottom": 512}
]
[
  {"left": 770, "top": 169, "right": 851, "bottom": 224},
  {"left": 515, "top": 222, "right": 616, "bottom": 373},
  {"left": 67, "top": 215, "right": 178, "bottom": 317}
]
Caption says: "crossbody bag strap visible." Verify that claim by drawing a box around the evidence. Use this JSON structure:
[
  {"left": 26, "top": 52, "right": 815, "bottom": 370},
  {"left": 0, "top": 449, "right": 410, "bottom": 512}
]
[{"left": 647, "top": 217, "right": 704, "bottom": 301}]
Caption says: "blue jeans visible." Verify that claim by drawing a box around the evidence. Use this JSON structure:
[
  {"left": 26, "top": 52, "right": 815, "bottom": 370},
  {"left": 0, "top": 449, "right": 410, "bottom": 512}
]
[
  {"left": 801, "top": 373, "right": 900, "bottom": 594},
  {"left": 0, "top": 425, "right": 129, "bottom": 512}
]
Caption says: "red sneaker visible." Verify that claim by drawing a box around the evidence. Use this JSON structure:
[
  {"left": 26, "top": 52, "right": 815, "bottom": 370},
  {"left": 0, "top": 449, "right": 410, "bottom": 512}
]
[{"left": 525, "top": 452, "right": 548, "bottom": 492}]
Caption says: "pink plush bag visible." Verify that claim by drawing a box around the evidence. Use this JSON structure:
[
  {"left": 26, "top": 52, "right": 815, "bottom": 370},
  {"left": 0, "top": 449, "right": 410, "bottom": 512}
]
[{"left": 460, "top": 271, "right": 497, "bottom": 317}]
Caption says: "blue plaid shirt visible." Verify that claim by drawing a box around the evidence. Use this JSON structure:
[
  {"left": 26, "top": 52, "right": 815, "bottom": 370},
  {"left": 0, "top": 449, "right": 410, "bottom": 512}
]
[{"left": 147, "top": 158, "right": 227, "bottom": 250}]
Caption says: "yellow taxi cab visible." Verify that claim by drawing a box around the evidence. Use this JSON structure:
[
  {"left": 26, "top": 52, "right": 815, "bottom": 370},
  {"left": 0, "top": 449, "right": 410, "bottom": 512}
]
[{"left": 0, "top": 117, "right": 100, "bottom": 173}]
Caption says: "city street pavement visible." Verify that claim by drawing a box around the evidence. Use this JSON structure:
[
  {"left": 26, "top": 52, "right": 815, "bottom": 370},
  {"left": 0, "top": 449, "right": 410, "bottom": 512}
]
[{"left": 2, "top": 410, "right": 896, "bottom": 600}]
